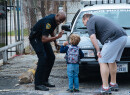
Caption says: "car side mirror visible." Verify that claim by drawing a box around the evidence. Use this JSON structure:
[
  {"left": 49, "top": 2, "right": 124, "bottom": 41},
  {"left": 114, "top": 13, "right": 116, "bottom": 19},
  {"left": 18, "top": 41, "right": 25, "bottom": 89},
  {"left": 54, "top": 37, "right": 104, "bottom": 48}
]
[{"left": 61, "top": 24, "right": 71, "bottom": 32}]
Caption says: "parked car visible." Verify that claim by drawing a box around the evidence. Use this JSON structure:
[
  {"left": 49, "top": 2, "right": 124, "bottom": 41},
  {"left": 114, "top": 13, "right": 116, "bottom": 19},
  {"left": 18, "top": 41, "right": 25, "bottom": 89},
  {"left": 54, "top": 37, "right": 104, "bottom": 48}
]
[
  {"left": 0, "top": 10, "right": 6, "bottom": 18},
  {"left": 58, "top": 2, "right": 130, "bottom": 80}
]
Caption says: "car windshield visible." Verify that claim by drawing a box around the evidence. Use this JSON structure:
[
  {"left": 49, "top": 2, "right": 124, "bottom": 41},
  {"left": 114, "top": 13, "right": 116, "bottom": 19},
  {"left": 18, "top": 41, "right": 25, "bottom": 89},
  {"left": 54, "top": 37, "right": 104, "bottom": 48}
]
[{"left": 74, "top": 9, "right": 130, "bottom": 35}]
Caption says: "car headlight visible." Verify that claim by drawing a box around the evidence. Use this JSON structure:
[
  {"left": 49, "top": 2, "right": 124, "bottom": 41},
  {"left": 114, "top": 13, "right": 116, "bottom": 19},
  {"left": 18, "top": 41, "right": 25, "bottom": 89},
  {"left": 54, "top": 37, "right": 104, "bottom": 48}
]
[
  {"left": 57, "top": 40, "right": 65, "bottom": 46},
  {"left": 82, "top": 50, "right": 95, "bottom": 57}
]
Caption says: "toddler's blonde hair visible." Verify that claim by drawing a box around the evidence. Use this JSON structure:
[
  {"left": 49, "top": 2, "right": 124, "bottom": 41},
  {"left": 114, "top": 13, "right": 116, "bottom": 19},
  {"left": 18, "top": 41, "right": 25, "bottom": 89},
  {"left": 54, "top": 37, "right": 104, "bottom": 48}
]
[{"left": 70, "top": 34, "right": 80, "bottom": 45}]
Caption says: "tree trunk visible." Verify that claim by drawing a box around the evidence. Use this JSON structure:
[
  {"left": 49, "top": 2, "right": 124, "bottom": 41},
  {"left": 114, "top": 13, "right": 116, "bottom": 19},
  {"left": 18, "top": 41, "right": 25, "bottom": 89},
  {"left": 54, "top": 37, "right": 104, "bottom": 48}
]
[{"left": 40, "top": 0, "right": 46, "bottom": 17}]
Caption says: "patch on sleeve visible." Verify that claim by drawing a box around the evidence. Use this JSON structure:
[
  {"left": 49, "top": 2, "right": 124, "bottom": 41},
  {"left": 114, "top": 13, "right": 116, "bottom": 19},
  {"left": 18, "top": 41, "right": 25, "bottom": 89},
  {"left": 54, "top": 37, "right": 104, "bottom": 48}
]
[{"left": 46, "top": 23, "right": 51, "bottom": 29}]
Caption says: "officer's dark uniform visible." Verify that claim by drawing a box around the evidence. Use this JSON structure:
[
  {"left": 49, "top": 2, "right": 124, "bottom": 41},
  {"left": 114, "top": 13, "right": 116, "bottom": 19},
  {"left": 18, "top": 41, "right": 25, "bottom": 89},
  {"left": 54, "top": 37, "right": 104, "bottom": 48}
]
[{"left": 29, "top": 14, "right": 57, "bottom": 86}]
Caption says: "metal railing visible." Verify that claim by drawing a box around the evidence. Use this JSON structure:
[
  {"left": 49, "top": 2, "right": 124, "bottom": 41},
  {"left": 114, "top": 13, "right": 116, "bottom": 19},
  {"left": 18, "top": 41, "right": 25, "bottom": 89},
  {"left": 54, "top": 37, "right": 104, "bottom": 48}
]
[
  {"left": 0, "top": 0, "right": 25, "bottom": 64},
  {"left": 0, "top": 41, "right": 23, "bottom": 64}
]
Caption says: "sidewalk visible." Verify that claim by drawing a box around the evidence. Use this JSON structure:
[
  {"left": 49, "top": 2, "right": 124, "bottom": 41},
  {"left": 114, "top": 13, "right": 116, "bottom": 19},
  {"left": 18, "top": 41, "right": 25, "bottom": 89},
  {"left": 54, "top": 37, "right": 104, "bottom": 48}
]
[
  {"left": 0, "top": 54, "right": 129, "bottom": 95},
  {"left": 0, "top": 54, "right": 95, "bottom": 95}
]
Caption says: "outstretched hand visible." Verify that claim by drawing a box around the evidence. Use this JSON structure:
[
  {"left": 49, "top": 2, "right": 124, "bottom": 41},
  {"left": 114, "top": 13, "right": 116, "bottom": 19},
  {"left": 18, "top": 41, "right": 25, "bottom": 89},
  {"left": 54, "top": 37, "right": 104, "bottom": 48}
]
[
  {"left": 57, "top": 30, "right": 64, "bottom": 38},
  {"left": 63, "top": 41, "right": 69, "bottom": 46}
]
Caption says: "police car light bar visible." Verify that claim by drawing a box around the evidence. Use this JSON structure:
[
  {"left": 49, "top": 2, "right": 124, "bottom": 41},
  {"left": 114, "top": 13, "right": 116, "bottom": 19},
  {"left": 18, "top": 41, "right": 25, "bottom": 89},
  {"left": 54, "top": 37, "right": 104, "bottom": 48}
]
[{"left": 81, "top": 0, "right": 130, "bottom": 6}]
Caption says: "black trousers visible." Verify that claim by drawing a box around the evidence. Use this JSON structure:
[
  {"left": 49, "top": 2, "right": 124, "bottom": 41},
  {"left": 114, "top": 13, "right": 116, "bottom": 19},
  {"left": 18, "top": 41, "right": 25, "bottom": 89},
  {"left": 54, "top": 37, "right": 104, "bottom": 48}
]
[{"left": 29, "top": 38, "right": 55, "bottom": 86}]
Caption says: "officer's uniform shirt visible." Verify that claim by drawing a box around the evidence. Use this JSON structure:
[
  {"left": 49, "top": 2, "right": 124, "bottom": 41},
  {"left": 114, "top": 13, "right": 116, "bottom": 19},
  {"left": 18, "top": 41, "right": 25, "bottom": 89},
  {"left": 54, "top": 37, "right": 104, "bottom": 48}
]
[{"left": 32, "top": 14, "right": 57, "bottom": 38}]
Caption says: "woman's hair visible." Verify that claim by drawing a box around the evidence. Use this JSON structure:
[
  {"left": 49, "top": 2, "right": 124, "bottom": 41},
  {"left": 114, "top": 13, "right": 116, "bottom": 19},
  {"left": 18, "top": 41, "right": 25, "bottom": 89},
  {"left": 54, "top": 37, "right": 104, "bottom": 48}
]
[
  {"left": 82, "top": 13, "right": 92, "bottom": 20},
  {"left": 70, "top": 34, "right": 81, "bottom": 45}
]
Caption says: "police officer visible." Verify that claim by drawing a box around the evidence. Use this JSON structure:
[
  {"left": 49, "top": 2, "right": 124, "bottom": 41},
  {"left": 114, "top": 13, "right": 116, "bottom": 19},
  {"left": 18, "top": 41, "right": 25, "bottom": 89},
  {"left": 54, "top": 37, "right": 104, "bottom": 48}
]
[{"left": 29, "top": 11, "right": 66, "bottom": 91}]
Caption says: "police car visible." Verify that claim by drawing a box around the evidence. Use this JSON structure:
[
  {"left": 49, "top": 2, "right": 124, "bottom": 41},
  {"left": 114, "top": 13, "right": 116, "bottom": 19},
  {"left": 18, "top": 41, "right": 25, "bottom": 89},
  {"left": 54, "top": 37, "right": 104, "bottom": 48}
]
[{"left": 59, "top": 0, "right": 130, "bottom": 79}]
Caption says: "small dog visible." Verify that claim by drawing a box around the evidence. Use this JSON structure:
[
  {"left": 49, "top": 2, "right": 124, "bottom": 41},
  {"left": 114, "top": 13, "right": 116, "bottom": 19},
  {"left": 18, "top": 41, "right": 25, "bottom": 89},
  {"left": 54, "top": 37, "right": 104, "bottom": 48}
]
[{"left": 19, "top": 69, "right": 35, "bottom": 84}]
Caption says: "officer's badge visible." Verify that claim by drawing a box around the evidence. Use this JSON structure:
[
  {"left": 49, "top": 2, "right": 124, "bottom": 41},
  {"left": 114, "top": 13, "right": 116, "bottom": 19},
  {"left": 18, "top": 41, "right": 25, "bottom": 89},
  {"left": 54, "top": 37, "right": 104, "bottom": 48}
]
[{"left": 46, "top": 23, "right": 51, "bottom": 29}]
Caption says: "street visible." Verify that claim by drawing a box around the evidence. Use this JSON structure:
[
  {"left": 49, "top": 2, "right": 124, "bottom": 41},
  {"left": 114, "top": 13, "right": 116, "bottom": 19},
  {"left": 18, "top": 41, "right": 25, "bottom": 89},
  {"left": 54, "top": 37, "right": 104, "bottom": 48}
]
[
  {"left": 0, "top": 54, "right": 130, "bottom": 95},
  {"left": 1, "top": 0, "right": 130, "bottom": 95}
]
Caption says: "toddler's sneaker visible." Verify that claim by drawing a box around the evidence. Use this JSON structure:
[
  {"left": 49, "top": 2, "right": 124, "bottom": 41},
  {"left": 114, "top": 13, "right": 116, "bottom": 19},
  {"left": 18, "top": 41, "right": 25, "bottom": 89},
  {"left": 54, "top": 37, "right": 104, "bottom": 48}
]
[
  {"left": 110, "top": 83, "right": 119, "bottom": 91},
  {"left": 73, "top": 88, "right": 79, "bottom": 92},
  {"left": 66, "top": 89, "right": 73, "bottom": 92}
]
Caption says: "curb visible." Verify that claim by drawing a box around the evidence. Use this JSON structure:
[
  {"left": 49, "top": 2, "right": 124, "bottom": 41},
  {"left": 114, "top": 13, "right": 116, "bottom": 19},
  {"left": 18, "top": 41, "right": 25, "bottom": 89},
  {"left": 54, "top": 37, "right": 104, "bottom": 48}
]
[{"left": 0, "top": 59, "right": 3, "bottom": 66}]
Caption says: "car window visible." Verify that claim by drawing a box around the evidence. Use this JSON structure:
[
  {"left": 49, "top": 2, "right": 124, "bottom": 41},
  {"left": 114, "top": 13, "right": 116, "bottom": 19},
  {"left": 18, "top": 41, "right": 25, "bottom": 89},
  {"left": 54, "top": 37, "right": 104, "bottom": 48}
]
[{"left": 73, "top": 9, "right": 130, "bottom": 35}]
